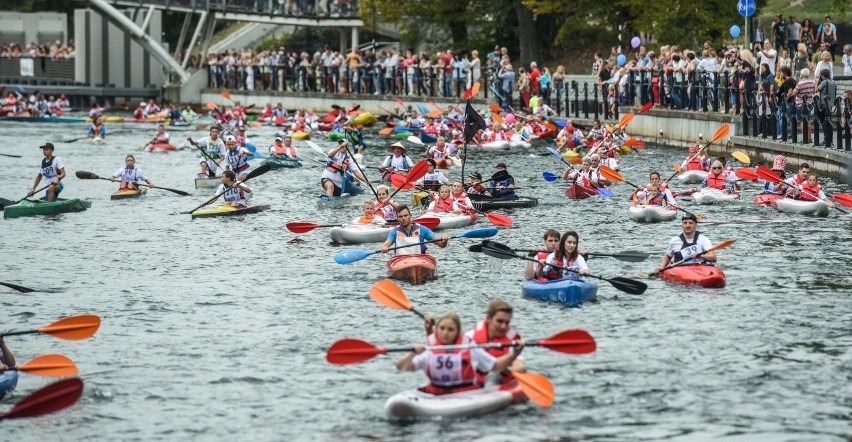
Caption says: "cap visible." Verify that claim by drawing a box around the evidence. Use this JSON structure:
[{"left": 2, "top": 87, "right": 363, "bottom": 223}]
[
  {"left": 139, "top": 101, "right": 146, "bottom": 107},
  {"left": 682, "top": 214, "right": 698, "bottom": 223},
  {"left": 39, "top": 142, "right": 55, "bottom": 150},
  {"left": 469, "top": 172, "right": 482, "bottom": 180},
  {"left": 688, "top": 146, "right": 698, "bottom": 152},
  {"left": 225, "top": 135, "right": 236, "bottom": 143},
  {"left": 274, "top": 136, "right": 284, "bottom": 141},
  {"left": 495, "top": 162, "right": 507, "bottom": 169},
  {"left": 773, "top": 155, "right": 787, "bottom": 171},
  {"left": 388, "top": 142, "right": 406, "bottom": 152}
]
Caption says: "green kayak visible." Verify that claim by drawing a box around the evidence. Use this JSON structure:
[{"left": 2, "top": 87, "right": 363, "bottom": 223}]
[
  {"left": 327, "top": 132, "right": 346, "bottom": 141},
  {"left": 4, "top": 198, "right": 92, "bottom": 219},
  {"left": 395, "top": 131, "right": 414, "bottom": 139},
  {"left": 261, "top": 156, "right": 302, "bottom": 169}
]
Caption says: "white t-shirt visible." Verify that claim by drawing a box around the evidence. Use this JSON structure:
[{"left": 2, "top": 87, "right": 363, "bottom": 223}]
[
  {"left": 40, "top": 156, "right": 64, "bottom": 183},
  {"left": 113, "top": 166, "right": 147, "bottom": 183},
  {"left": 758, "top": 48, "right": 777, "bottom": 75}
]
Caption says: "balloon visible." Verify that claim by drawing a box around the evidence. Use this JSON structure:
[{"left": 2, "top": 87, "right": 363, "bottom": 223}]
[
  {"left": 506, "top": 113, "right": 515, "bottom": 124},
  {"left": 631, "top": 36, "right": 641, "bottom": 49},
  {"left": 617, "top": 54, "right": 626, "bottom": 66},
  {"left": 730, "top": 25, "right": 740, "bottom": 39}
]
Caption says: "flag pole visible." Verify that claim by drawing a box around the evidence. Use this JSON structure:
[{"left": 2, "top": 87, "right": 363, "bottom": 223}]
[{"left": 461, "top": 99, "right": 468, "bottom": 185}]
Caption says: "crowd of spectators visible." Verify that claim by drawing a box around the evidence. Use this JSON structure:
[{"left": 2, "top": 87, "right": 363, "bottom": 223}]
[{"left": 0, "top": 40, "right": 75, "bottom": 59}]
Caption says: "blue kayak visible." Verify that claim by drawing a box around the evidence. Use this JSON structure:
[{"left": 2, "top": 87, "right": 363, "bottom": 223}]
[
  {"left": 0, "top": 370, "right": 18, "bottom": 399},
  {"left": 521, "top": 277, "right": 597, "bottom": 307},
  {"left": 419, "top": 132, "right": 437, "bottom": 144}
]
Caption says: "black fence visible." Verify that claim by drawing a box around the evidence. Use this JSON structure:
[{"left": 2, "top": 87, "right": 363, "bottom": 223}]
[{"left": 0, "top": 58, "right": 75, "bottom": 82}]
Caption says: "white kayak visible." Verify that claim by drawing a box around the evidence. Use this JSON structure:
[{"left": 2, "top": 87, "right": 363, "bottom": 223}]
[
  {"left": 417, "top": 212, "right": 477, "bottom": 230},
  {"left": 91, "top": 136, "right": 105, "bottom": 145},
  {"left": 329, "top": 222, "right": 390, "bottom": 244},
  {"left": 508, "top": 140, "right": 531, "bottom": 149},
  {"left": 385, "top": 381, "right": 526, "bottom": 419},
  {"left": 775, "top": 198, "right": 830, "bottom": 217},
  {"left": 628, "top": 205, "right": 677, "bottom": 223},
  {"left": 677, "top": 170, "right": 708, "bottom": 184},
  {"left": 692, "top": 188, "right": 740, "bottom": 205},
  {"left": 481, "top": 141, "right": 510, "bottom": 151}
]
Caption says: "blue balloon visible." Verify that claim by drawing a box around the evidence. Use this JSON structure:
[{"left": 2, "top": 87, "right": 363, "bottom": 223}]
[
  {"left": 730, "top": 25, "right": 741, "bottom": 38},
  {"left": 617, "top": 54, "right": 626, "bottom": 66}
]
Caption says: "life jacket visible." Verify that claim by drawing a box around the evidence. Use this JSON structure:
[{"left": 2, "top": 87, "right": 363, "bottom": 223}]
[
  {"left": 466, "top": 184, "right": 485, "bottom": 195},
  {"left": 673, "top": 232, "right": 705, "bottom": 264},
  {"left": 90, "top": 123, "right": 103, "bottom": 135},
  {"left": 469, "top": 319, "right": 520, "bottom": 384},
  {"left": 153, "top": 132, "right": 169, "bottom": 143},
  {"left": 705, "top": 172, "right": 727, "bottom": 190},
  {"left": 543, "top": 252, "right": 580, "bottom": 280},
  {"left": 431, "top": 196, "right": 455, "bottom": 213},
  {"left": 375, "top": 199, "right": 397, "bottom": 221},
  {"left": 685, "top": 155, "right": 704, "bottom": 171},
  {"left": 421, "top": 333, "right": 479, "bottom": 395},
  {"left": 423, "top": 123, "right": 439, "bottom": 136},
  {"left": 649, "top": 192, "right": 667, "bottom": 206},
  {"left": 382, "top": 155, "right": 412, "bottom": 172},
  {"left": 357, "top": 214, "right": 381, "bottom": 224},
  {"left": 261, "top": 107, "right": 273, "bottom": 118},
  {"left": 325, "top": 152, "right": 349, "bottom": 174},
  {"left": 798, "top": 182, "right": 821, "bottom": 201},
  {"left": 394, "top": 224, "right": 425, "bottom": 255}
]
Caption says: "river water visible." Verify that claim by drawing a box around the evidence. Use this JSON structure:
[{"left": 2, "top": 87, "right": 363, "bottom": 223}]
[{"left": 1, "top": 119, "right": 850, "bottom": 441}]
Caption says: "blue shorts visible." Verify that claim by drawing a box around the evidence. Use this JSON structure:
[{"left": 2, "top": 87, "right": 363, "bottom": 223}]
[{"left": 43, "top": 182, "right": 63, "bottom": 200}]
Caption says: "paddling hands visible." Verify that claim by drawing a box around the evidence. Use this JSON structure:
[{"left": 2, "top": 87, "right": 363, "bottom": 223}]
[{"left": 0, "top": 335, "right": 15, "bottom": 369}]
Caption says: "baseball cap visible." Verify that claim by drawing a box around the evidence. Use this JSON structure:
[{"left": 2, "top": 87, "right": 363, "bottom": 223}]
[
  {"left": 275, "top": 136, "right": 284, "bottom": 141},
  {"left": 469, "top": 172, "right": 482, "bottom": 180},
  {"left": 39, "top": 142, "right": 55, "bottom": 150}
]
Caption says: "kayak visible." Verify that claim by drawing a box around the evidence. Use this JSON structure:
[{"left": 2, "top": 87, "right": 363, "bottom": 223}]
[
  {"left": 92, "top": 136, "right": 105, "bottom": 145},
  {"left": 0, "top": 370, "right": 18, "bottom": 400},
  {"left": 395, "top": 131, "right": 414, "bottom": 140},
  {"left": 481, "top": 141, "right": 510, "bottom": 151},
  {"left": 88, "top": 115, "right": 124, "bottom": 123},
  {"left": 412, "top": 191, "right": 431, "bottom": 208},
  {"left": 195, "top": 176, "right": 220, "bottom": 188},
  {"left": 111, "top": 187, "right": 147, "bottom": 200},
  {"left": 0, "top": 115, "right": 86, "bottom": 124},
  {"left": 565, "top": 183, "right": 597, "bottom": 199},
  {"left": 191, "top": 204, "right": 270, "bottom": 219},
  {"left": 387, "top": 254, "right": 437, "bottom": 285},
  {"left": 289, "top": 131, "right": 310, "bottom": 140},
  {"left": 469, "top": 194, "right": 538, "bottom": 210},
  {"left": 123, "top": 117, "right": 164, "bottom": 124},
  {"left": 521, "top": 277, "right": 598, "bottom": 307},
  {"left": 4, "top": 198, "right": 92, "bottom": 219},
  {"left": 754, "top": 193, "right": 783, "bottom": 207},
  {"left": 350, "top": 112, "right": 377, "bottom": 126},
  {"left": 628, "top": 204, "right": 677, "bottom": 223},
  {"left": 561, "top": 149, "right": 582, "bottom": 159},
  {"left": 677, "top": 170, "right": 708, "bottom": 184},
  {"left": 508, "top": 140, "right": 531, "bottom": 149},
  {"left": 261, "top": 157, "right": 302, "bottom": 169},
  {"left": 419, "top": 132, "right": 437, "bottom": 144},
  {"left": 661, "top": 264, "right": 726, "bottom": 288},
  {"left": 385, "top": 379, "right": 526, "bottom": 419},
  {"left": 147, "top": 143, "right": 177, "bottom": 152},
  {"left": 417, "top": 212, "right": 476, "bottom": 230},
  {"left": 394, "top": 125, "right": 419, "bottom": 133},
  {"left": 329, "top": 223, "right": 391, "bottom": 244},
  {"left": 692, "top": 189, "right": 740, "bottom": 204},
  {"left": 328, "top": 131, "right": 346, "bottom": 141},
  {"left": 775, "top": 198, "right": 830, "bottom": 217}
]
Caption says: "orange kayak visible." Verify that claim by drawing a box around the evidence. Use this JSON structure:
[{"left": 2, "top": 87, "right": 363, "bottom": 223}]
[{"left": 387, "top": 254, "right": 437, "bottom": 285}]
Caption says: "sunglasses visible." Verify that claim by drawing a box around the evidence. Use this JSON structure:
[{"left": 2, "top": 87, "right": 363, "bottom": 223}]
[{"left": 711, "top": 166, "right": 722, "bottom": 170}]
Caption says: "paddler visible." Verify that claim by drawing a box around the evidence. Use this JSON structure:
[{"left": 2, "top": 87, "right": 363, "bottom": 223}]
[
  {"left": 223, "top": 134, "right": 253, "bottom": 181},
  {"left": 0, "top": 334, "right": 16, "bottom": 374},
  {"left": 655, "top": 214, "right": 717, "bottom": 273},
  {"left": 524, "top": 229, "right": 561, "bottom": 280},
  {"left": 87, "top": 116, "right": 106, "bottom": 139},
  {"left": 449, "top": 181, "right": 473, "bottom": 211},
  {"left": 462, "top": 300, "right": 527, "bottom": 385},
  {"left": 790, "top": 173, "right": 836, "bottom": 206},
  {"left": 426, "top": 136, "right": 453, "bottom": 163},
  {"left": 758, "top": 155, "right": 787, "bottom": 194},
  {"left": 380, "top": 205, "right": 448, "bottom": 255},
  {"left": 269, "top": 135, "right": 299, "bottom": 160},
  {"left": 589, "top": 154, "right": 611, "bottom": 187},
  {"left": 322, "top": 140, "right": 367, "bottom": 198},
  {"left": 633, "top": 171, "right": 677, "bottom": 207},
  {"left": 537, "top": 231, "right": 590, "bottom": 280},
  {"left": 213, "top": 170, "right": 252, "bottom": 208},
  {"left": 374, "top": 185, "right": 399, "bottom": 222},
  {"left": 414, "top": 159, "right": 449, "bottom": 193},
  {"left": 426, "top": 185, "right": 462, "bottom": 214},
  {"left": 395, "top": 311, "right": 525, "bottom": 395},
  {"left": 378, "top": 142, "right": 414, "bottom": 182},
  {"left": 782, "top": 163, "right": 810, "bottom": 196},
  {"left": 355, "top": 199, "right": 387, "bottom": 225},
  {"left": 27, "top": 142, "right": 65, "bottom": 202},
  {"left": 680, "top": 143, "right": 711, "bottom": 172},
  {"left": 344, "top": 124, "right": 367, "bottom": 154},
  {"left": 465, "top": 172, "right": 487, "bottom": 195},
  {"left": 489, "top": 163, "right": 516, "bottom": 198},
  {"left": 699, "top": 160, "right": 735, "bottom": 194},
  {"left": 563, "top": 157, "right": 601, "bottom": 192},
  {"left": 145, "top": 124, "right": 170, "bottom": 148},
  {"left": 110, "top": 155, "right": 154, "bottom": 191},
  {"left": 188, "top": 127, "right": 225, "bottom": 178}
]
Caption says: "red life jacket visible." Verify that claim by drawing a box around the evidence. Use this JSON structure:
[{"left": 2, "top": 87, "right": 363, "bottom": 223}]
[
  {"left": 705, "top": 172, "right": 727, "bottom": 190},
  {"left": 685, "top": 155, "right": 704, "bottom": 171},
  {"left": 544, "top": 253, "right": 578, "bottom": 280},
  {"left": 431, "top": 196, "right": 455, "bottom": 213},
  {"left": 650, "top": 192, "right": 667, "bottom": 206},
  {"left": 799, "top": 182, "right": 821, "bottom": 201},
  {"left": 422, "top": 333, "right": 479, "bottom": 395}
]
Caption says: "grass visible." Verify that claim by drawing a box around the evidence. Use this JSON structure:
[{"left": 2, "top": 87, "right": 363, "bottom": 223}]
[{"left": 758, "top": 0, "right": 848, "bottom": 21}]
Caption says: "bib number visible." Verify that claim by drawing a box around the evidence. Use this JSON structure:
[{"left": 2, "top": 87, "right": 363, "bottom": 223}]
[{"left": 428, "top": 353, "right": 463, "bottom": 385}]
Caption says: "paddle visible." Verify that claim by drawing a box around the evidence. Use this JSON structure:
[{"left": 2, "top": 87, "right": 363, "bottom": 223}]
[
  {"left": 756, "top": 166, "right": 849, "bottom": 214},
  {"left": 832, "top": 194, "right": 852, "bottom": 207},
  {"left": 187, "top": 137, "right": 224, "bottom": 177},
  {"left": 480, "top": 240, "right": 648, "bottom": 295},
  {"left": 334, "top": 227, "right": 498, "bottom": 264},
  {"left": 75, "top": 171, "right": 189, "bottom": 196},
  {"left": 385, "top": 160, "right": 429, "bottom": 202},
  {"left": 456, "top": 202, "right": 513, "bottom": 227},
  {"left": 3, "top": 314, "right": 102, "bottom": 340},
  {"left": 341, "top": 139, "right": 378, "bottom": 200},
  {"left": 599, "top": 165, "right": 706, "bottom": 220},
  {"left": 286, "top": 217, "right": 440, "bottom": 233},
  {"left": 369, "top": 278, "right": 432, "bottom": 322},
  {"left": 0, "top": 152, "right": 22, "bottom": 158},
  {"left": 468, "top": 244, "right": 650, "bottom": 262},
  {"left": 6, "top": 184, "right": 51, "bottom": 208},
  {"left": 0, "top": 377, "right": 83, "bottom": 420},
  {"left": 543, "top": 172, "right": 559, "bottom": 182},
  {"left": 0, "top": 281, "right": 35, "bottom": 293},
  {"left": 326, "top": 329, "right": 596, "bottom": 364},
  {"left": 181, "top": 163, "right": 271, "bottom": 214},
  {"left": 406, "top": 135, "right": 424, "bottom": 145},
  {"left": 665, "top": 124, "right": 730, "bottom": 183},
  {"left": 7, "top": 354, "right": 78, "bottom": 377},
  {"left": 731, "top": 151, "right": 751, "bottom": 164},
  {"left": 734, "top": 168, "right": 759, "bottom": 181},
  {"left": 65, "top": 130, "right": 130, "bottom": 143},
  {"left": 650, "top": 239, "right": 737, "bottom": 276}
]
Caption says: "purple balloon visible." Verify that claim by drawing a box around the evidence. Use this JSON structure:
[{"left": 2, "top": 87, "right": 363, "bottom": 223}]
[{"left": 631, "top": 36, "right": 641, "bottom": 49}]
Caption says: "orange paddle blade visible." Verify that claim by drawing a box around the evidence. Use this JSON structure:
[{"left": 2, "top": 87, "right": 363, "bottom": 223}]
[
  {"left": 250, "top": 122, "right": 261, "bottom": 128},
  {"left": 39, "top": 314, "right": 101, "bottom": 340},
  {"left": 220, "top": 90, "right": 232, "bottom": 101},
  {"left": 369, "top": 279, "right": 413, "bottom": 311},
  {"left": 492, "top": 113, "right": 505, "bottom": 125},
  {"left": 568, "top": 157, "right": 582, "bottom": 164},
  {"left": 598, "top": 165, "right": 624, "bottom": 182},
  {"left": 832, "top": 194, "right": 852, "bottom": 207},
  {"left": 513, "top": 371, "right": 554, "bottom": 408},
  {"left": 622, "top": 138, "right": 638, "bottom": 148},
  {"left": 709, "top": 124, "right": 730, "bottom": 143},
  {"left": 327, "top": 338, "right": 387, "bottom": 365},
  {"left": 206, "top": 102, "right": 218, "bottom": 110},
  {"left": 485, "top": 212, "right": 513, "bottom": 228},
  {"left": 707, "top": 239, "right": 736, "bottom": 253},
  {"left": 488, "top": 104, "right": 503, "bottom": 113},
  {"left": 543, "top": 121, "right": 557, "bottom": 131},
  {"left": 16, "top": 354, "right": 78, "bottom": 377},
  {"left": 427, "top": 109, "right": 442, "bottom": 118},
  {"left": 674, "top": 163, "right": 681, "bottom": 172},
  {"left": 471, "top": 82, "right": 480, "bottom": 97},
  {"left": 617, "top": 113, "right": 634, "bottom": 128},
  {"left": 379, "top": 127, "right": 394, "bottom": 135}
]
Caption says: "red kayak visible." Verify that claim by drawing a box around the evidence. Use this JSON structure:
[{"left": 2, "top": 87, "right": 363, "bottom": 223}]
[
  {"left": 661, "top": 264, "right": 726, "bottom": 288},
  {"left": 147, "top": 143, "right": 177, "bottom": 152},
  {"left": 565, "top": 183, "right": 597, "bottom": 199},
  {"left": 387, "top": 254, "right": 437, "bottom": 285},
  {"left": 754, "top": 193, "right": 783, "bottom": 207}
]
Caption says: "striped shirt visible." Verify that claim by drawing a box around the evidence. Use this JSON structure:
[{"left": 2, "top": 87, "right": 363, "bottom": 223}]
[{"left": 794, "top": 78, "right": 815, "bottom": 107}]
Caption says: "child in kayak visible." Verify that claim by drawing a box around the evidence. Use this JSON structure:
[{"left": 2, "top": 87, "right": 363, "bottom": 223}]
[
  {"left": 355, "top": 200, "right": 386, "bottom": 225},
  {"left": 374, "top": 185, "right": 399, "bottom": 222},
  {"left": 426, "top": 185, "right": 463, "bottom": 214},
  {"left": 395, "top": 312, "right": 524, "bottom": 395},
  {"left": 537, "top": 231, "right": 589, "bottom": 280}
]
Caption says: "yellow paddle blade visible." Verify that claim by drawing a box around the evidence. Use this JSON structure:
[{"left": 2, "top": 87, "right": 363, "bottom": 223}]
[
  {"left": 369, "top": 279, "right": 413, "bottom": 311},
  {"left": 731, "top": 151, "right": 750, "bottom": 164},
  {"left": 16, "top": 354, "right": 78, "bottom": 377},
  {"left": 513, "top": 371, "right": 554, "bottom": 408}
]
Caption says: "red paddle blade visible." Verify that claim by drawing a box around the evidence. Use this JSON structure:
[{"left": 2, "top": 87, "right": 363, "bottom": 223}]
[
  {"left": 390, "top": 173, "right": 415, "bottom": 190},
  {"left": 536, "top": 329, "right": 596, "bottom": 354},
  {"left": 485, "top": 212, "right": 513, "bottom": 228},
  {"left": 756, "top": 165, "right": 782, "bottom": 183},
  {"left": 369, "top": 279, "right": 413, "bottom": 311},
  {"left": 638, "top": 101, "right": 653, "bottom": 113},
  {"left": 326, "top": 338, "right": 388, "bottom": 365},
  {"left": 462, "top": 89, "right": 472, "bottom": 100},
  {"left": 513, "top": 371, "right": 554, "bottom": 408},
  {"left": 832, "top": 194, "right": 852, "bottom": 207},
  {"left": 394, "top": 98, "right": 406, "bottom": 108},
  {"left": 416, "top": 217, "right": 440, "bottom": 230},
  {"left": 16, "top": 354, "right": 78, "bottom": 377},
  {"left": 407, "top": 160, "right": 430, "bottom": 182},
  {"left": 0, "top": 377, "right": 83, "bottom": 420},
  {"left": 40, "top": 314, "right": 101, "bottom": 340},
  {"left": 286, "top": 222, "right": 321, "bottom": 233},
  {"left": 734, "top": 168, "right": 758, "bottom": 181},
  {"left": 568, "top": 157, "right": 582, "bottom": 164}
]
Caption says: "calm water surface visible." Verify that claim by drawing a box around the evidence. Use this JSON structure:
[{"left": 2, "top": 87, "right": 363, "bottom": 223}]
[{"left": 0, "top": 119, "right": 850, "bottom": 441}]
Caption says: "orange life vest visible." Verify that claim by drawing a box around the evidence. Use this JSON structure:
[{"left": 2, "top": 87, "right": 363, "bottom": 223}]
[
  {"left": 705, "top": 172, "right": 728, "bottom": 190},
  {"left": 431, "top": 196, "right": 455, "bottom": 213},
  {"left": 798, "top": 182, "right": 822, "bottom": 201},
  {"left": 685, "top": 155, "right": 704, "bottom": 171}
]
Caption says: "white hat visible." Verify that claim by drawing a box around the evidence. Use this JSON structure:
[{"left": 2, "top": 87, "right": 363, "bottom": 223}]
[
  {"left": 388, "top": 142, "right": 406, "bottom": 153},
  {"left": 140, "top": 101, "right": 146, "bottom": 107},
  {"left": 225, "top": 135, "right": 236, "bottom": 143},
  {"left": 274, "top": 136, "right": 284, "bottom": 141}
]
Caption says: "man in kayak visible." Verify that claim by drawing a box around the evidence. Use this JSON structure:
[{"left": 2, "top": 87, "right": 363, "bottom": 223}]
[
  {"left": 465, "top": 173, "right": 487, "bottom": 195},
  {"left": 223, "top": 135, "right": 253, "bottom": 181},
  {"left": 414, "top": 159, "right": 449, "bottom": 193},
  {"left": 109, "top": 155, "right": 154, "bottom": 191},
  {"left": 269, "top": 135, "right": 299, "bottom": 160},
  {"left": 378, "top": 142, "right": 414, "bottom": 183},
  {"left": 188, "top": 127, "right": 225, "bottom": 178},
  {"left": 380, "top": 205, "right": 448, "bottom": 255},
  {"left": 213, "top": 170, "right": 252, "bottom": 208},
  {"left": 524, "top": 229, "right": 561, "bottom": 280},
  {"left": 322, "top": 140, "right": 367, "bottom": 198},
  {"left": 27, "top": 142, "right": 65, "bottom": 202},
  {"left": 781, "top": 163, "right": 810, "bottom": 196},
  {"left": 655, "top": 214, "right": 717, "bottom": 273},
  {"left": 463, "top": 300, "right": 527, "bottom": 385},
  {"left": 146, "top": 124, "right": 170, "bottom": 149},
  {"left": 0, "top": 334, "right": 16, "bottom": 374},
  {"left": 490, "top": 163, "right": 516, "bottom": 198}
]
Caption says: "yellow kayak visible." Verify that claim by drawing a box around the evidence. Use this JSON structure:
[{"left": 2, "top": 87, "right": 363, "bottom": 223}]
[
  {"left": 290, "top": 131, "right": 310, "bottom": 140},
  {"left": 561, "top": 149, "right": 582, "bottom": 159},
  {"left": 87, "top": 116, "right": 124, "bottom": 123},
  {"left": 191, "top": 204, "right": 270, "bottom": 219},
  {"left": 111, "top": 187, "right": 147, "bottom": 200},
  {"left": 617, "top": 145, "right": 633, "bottom": 155},
  {"left": 350, "top": 112, "right": 377, "bottom": 127}
]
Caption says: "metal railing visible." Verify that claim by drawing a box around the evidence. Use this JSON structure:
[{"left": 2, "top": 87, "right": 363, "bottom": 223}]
[{"left": 109, "top": 0, "right": 359, "bottom": 17}]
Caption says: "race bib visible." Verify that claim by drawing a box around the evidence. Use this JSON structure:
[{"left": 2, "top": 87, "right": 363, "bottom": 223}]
[{"left": 427, "top": 353, "right": 464, "bottom": 386}]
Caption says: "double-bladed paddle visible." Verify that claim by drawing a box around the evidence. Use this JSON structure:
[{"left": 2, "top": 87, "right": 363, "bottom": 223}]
[
  {"left": 3, "top": 314, "right": 101, "bottom": 340},
  {"left": 181, "top": 163, "right": 271, "bottom": 214},
  {"left": 480, "top": 240, "right": 648, "bottom": 295},
  {"left": 0, "top": 377, "right": 84, "bottom": 420},
  {"left": 0, "top": 152, "right": 22, "bottom": 158},
  {"left": 5, "top": 184, "right": 52, "bottom": 209},
  {"left": 75, "top": 171, "right": 189, "bottom": 196},
  {"left": 544, "top": 149, "right": 613, "bottom": 198},
  {"left": 369, "top": 279, "right": 431, "bottom": 322},
  {"left": 385, "top": 160, "right": 429, "bottom": 202},
  {"left": 0, "top": 281, "right": 35, "bottom": 293},
  {"left": 731, "top": 151, "right": 751, "bottom": 164},
  {"left": 756, "top": 166, "right": 850, "bottom": 214},
  {"left": 734, "top": 168, "right": 759, "bottom": 181},
  {"left": 333, "top": 227, "right": 498, "bottom": 264},
  {"left": 5, "top": 354, "right": 78, "bottom": 377},
  {"left": 599, "top": 165, "right": 706, "bottom": 220},
  {"left": 648, "top": 239, "right": 737, "bottom": 277},
  {"left": 664, "top": 124, "right": 730, "bottom": 183},
  {"left": 286, "top": 217, "right": 441, "bottom": 233},
  {"left": 468, "top": 244, "right": 651, "bottom": 262}
]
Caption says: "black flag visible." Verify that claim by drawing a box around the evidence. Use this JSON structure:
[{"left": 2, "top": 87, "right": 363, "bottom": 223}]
[{"left": 463, "top": 100, "right": 487, "bottom": 144}]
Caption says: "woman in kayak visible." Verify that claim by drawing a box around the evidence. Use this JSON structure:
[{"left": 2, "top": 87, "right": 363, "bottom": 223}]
[
  {"left": 374, "top": 185, "right": 399, "bottom": 222},
  {"left": 426, "top": 185, "right": 462, "bottom": 214},
  {"left": 395, "top": 312, "right": 525, "bottom": 395},
  {"left": 537, "top": 231, "right": 589, "bottom": 280},
  {"left": 449, "top": 181, "right": 473, "bottom": 211},
  {"left": 700, "top": 160, "right": 735, "bottom": 194},
  {"left": 757, "top": 155, "right": 787, "bottom": 194},
  {"left": 525, "top": 229, "right": 561, "bottom": 280},
  {"left": 563, "top": 157, "right": 602, "bottom": 192},
  {"left": 214, "top": 170, "right": 252, "bottom": 208},
  {"left": 110, "top": 155, "right": 154, "bottom": 191}
]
